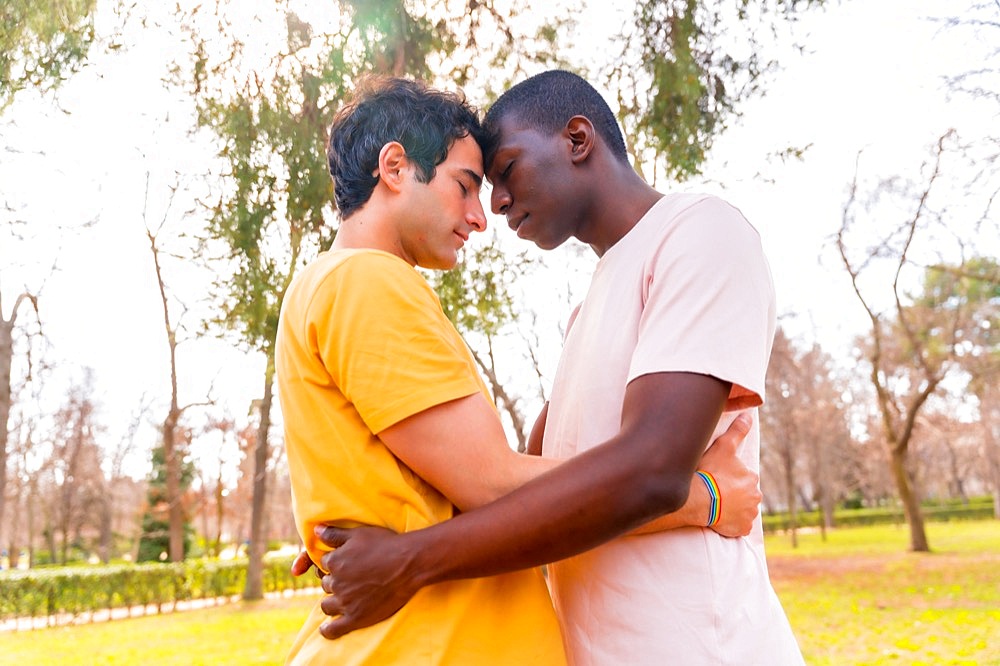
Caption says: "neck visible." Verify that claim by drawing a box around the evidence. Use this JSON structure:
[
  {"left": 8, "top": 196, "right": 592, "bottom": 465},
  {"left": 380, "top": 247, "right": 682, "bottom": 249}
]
[
  {"left": 583, "top": 163, "right": 663, "bottom": 257},
  {"left": 332, "top": 205, "right": 410, "bottom": 264}
]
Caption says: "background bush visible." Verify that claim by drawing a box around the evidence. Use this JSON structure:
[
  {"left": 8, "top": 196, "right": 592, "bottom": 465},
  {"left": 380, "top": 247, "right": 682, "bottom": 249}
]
[
  {"left": 0, "top": 555, "right": 319, "bottom": 626},
  {"left": 763, "top": 496, "right": 995, "bottom": 533}
]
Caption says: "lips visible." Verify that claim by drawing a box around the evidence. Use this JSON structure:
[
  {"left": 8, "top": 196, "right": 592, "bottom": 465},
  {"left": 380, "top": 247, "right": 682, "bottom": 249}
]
[{"left": 508, "top": 213, "right": 527, "bottom": 234}]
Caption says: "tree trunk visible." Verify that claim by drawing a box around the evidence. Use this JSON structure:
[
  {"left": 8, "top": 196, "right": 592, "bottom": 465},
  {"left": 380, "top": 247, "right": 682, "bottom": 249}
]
[
  {"left": 0, "top": 318, "right": 13, "bottom": 547},
  {"left": 214, "top": 470, "right": 225, "bottom": 557},
  {"left": 889, "top": 446, "right": 929, "bottom": 551},
  {"left": 7, "top": 488, "right": 21, "bottom": 569},
  {"left": 27, "top": 478, "right": 37, "bottom": 568},
  {"left": 44, "top": 525, "right": 56, "bottom": 565},
  {"left": 471, "top": 347, "right": 527, "bottom": 451},
  {"left": 783, "top": 451, "right": 798, "bottom": 548},
  {"left": 243, "top": 362, "right": 274, "bottom": 601},
  {"left": 164, "top": 410, "right": 184, "bottom": 562},
  {"left": 99, "top": 490, "right": 113, "bottom": 564}
]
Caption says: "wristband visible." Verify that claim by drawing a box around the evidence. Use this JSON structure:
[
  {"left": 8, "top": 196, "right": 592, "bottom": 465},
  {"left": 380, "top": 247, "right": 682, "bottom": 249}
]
[{"left": 696, "top": 470, "right": 721, "bottom": 527}]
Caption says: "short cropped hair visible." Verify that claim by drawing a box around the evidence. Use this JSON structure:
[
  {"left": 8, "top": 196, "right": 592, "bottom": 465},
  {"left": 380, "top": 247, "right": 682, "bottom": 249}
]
[
  {"left": 483, "top": 70, "right": 629, "bottom": 167},
  {"left": 327, "top": 77, "right": 485, "bottom": 218}
]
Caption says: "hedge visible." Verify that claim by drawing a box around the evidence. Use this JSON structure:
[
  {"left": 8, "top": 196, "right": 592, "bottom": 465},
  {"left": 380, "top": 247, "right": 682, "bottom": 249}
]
[
  {"left": 0, "top": 555, "right": 320, "bottom": 628},
  {"left": 763, "top": 497, "right": 996, "bottom": 533}
]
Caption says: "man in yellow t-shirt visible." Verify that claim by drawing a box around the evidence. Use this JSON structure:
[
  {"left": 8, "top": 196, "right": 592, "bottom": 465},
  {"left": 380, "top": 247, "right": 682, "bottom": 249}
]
[
  {"left": 277, "top": 77, "right": 760, "bottom": 664},
  {"left": 277, "top": 77, "right": 567, "bottom": 665}
]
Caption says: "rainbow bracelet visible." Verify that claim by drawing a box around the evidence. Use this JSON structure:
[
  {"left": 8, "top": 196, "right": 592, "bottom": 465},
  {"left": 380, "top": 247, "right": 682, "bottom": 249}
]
[{"left": 696, "top": 470, "right": 721, "bottom": 527}]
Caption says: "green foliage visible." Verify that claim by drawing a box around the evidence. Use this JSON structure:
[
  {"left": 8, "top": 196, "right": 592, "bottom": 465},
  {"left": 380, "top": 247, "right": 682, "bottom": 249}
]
[
  {"left": 0, "top": 555, "right": 319, "bottom": 623},
  {"left": 763, "top": 496, "right": 996, "bottom": 533},
  {"left": 916, "top": 257, "right": 1000, "bottom": 381},
  {"left": 136, "top": 443, "right": 196, "bottom": 562},
  {"left": 431, "top": 237, "right": 534, "bottom": 337},
  {"left": 0, "top": 0, "right": 98, "bottom": 110},
  {"left": 616, "top": 0, "right": 825, "bottom": 179}
]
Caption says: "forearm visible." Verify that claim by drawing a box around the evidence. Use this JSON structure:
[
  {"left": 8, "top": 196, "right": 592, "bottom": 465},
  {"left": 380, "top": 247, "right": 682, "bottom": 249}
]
[
  {"left": 400, "top": 374, "right": 729, "bottom": 585},
  {"left": 405, "top": 441, "right": 673, "bottom": 586},
  {"left": 627, "top": 474, "right": 708, "bottom": 535},
  {"left": 462, "top": 451, "right": 560, "bottom": 510}
]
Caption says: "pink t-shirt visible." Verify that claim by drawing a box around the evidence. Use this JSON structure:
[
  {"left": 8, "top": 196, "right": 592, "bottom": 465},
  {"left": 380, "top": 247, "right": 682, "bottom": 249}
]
[{"left": 543, "top": 193, "right": 803, "bottom": 665}]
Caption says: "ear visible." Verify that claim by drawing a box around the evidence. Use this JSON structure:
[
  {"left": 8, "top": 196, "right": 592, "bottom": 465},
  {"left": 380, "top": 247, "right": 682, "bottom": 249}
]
[
  {"left": 376, "top": 141, "right": 408, "bottom": 193},
  {"left": 565, "top": 116, "right": 595, "bottom": 165}
]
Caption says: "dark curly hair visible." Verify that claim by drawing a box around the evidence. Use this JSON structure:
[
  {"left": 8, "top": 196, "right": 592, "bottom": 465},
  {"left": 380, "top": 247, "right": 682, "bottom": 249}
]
[
  {"left": 482, "top": 70, "right": 628, "bottom": 169},
  {"left": 327, "top": 76, "right": 486, "bottom": 218}
]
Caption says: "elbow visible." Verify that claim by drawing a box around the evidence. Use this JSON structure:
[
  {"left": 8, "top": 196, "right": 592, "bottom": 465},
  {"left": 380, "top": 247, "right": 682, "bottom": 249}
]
[{"left": 634, "top": 470, "right": 691, "bottom": 516}]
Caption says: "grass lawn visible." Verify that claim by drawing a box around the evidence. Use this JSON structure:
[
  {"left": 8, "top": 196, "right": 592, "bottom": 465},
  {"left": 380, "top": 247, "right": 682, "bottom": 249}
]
[
  {"left": 0, "top": 594, "right": 320, "bottom": 664},
  {"left": 1, "top": 520, "right": 998, "bottom": 664},
  {"left": 766, "top": 520, "right": 1000, "bottom": 665}
]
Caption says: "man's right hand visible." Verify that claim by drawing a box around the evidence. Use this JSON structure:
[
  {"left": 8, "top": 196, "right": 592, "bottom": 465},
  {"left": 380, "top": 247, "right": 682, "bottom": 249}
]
[{"left": 697, "top": 413, "right": 761, "bottom": 537}]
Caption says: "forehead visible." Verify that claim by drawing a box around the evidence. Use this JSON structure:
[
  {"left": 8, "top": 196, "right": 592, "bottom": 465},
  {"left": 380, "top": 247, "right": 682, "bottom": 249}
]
[
  {"left": 486, "top": 115, "right": 554, "bottom": 172},
  {"left": 443, "top": 135, "right": 484, "bottom": 174},
  {"left": 492, "top": 114, "right": 542, "bottom": 151}
]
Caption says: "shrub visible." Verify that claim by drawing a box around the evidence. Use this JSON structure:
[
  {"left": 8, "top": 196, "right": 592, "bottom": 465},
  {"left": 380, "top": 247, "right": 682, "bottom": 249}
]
[{"left": 0, "top": 555, "right": 319, "bottom": 626}]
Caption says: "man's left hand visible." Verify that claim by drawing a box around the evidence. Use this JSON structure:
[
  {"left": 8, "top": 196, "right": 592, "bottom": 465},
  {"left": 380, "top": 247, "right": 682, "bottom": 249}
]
[{"left": 313, "top": 524, "right": 422, "bottom": 640}]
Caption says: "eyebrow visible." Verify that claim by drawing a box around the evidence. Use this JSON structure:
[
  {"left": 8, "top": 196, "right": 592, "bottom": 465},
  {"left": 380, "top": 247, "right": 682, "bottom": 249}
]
[{"left": 458, "top": 167, "right": 483, "bottom": 188}]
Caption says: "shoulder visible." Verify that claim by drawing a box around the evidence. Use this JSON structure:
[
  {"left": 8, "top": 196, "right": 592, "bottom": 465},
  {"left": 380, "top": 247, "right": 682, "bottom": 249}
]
[
  {"left": 300, "top": 249, "right": 425, "bottom": 297},
  {"left": 655, "top": 193, "right": 756, "bottom": 233},
  {"left": 285, "top": 250, "right": 434, "bottom": 324}
]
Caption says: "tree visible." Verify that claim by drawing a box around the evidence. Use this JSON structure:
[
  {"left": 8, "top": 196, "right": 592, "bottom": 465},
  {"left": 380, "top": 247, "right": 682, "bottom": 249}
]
[
  {"left": 144, "top": 177, "right": 213, "bottom": 562},
  {"left": 837, "top": 132, "right": 999, "bottom": 551},
  {"left": 136, "top": 428, "right": 196, "bottom": 562},
  {"left": 921, "top": 257, "right": 1000, "bottom": 512},
  {"left": 611, "top": 0, "right": 826, "bottom": 180},
  {"left": 46, "top": 371, "right": 107, "bottom": 564},
  {"left": 0, "top": 284, "right": 37, "bottom": 550},
  {"left": 0, "top": 0, "right": 99, "bottom": 111},
  {"left": 0, "top": 0, "right": 118, "bottom": 556},
  {"left": 761, "top": 327, "right": 852, "bottom": 545},
  {"left": 432, "top": 238, "right": 538, "bottom": 449},
  {"left": 760, "top": 328, "right": 805, "bottom": 545}
]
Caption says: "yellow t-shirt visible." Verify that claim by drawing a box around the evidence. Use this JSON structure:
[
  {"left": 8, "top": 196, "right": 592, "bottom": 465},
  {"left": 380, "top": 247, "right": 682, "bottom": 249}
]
[{"left": 276, "top": 249, "right": 566, "bottom": 665}]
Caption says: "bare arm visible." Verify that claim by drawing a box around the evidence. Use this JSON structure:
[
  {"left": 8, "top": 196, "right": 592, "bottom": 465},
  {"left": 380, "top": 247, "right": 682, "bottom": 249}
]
[
  {"left": 316, "top": 371, "right": 730, "bottom": 639},
  {"left": 292, "top": 403, "right": 762, "bottom": 576},
  {"left": 525, "top": 401, "right": 548, "bottom": 456},
  {"left": 629, "top": 412, "right": 760, "bottom": 537},
  {"left": 377, "top": 392, "right": 558, "bottom": 511}
]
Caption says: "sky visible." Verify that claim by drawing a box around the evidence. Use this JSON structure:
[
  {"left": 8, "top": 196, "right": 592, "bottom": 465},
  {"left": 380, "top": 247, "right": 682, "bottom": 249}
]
[{"left": 1, "top": 0, "right": 997, "bottom": 477}]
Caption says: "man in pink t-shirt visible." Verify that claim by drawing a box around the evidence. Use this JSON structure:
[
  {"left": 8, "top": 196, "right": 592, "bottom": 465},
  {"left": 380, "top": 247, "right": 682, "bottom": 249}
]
[{"left": 311, "top": 70, "right": 804, "bottom": 664}]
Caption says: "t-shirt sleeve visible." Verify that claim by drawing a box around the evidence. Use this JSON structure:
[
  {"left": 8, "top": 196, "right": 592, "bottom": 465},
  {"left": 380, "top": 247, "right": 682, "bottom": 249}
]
[
  {"left": 628, "top": 197, "right": 776, "bottom": 410},
  {"left": 306, "top": 253, "right": 481, "bottom": 433}
]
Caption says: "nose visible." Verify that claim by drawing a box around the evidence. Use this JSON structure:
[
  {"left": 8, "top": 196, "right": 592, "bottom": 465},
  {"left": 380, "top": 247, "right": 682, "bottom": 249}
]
[
  {"left": 491, "top": 184, "right": 511, "bottom": 216},
  {"left": 468, "top": 196, "right": 487, "bottom": 233}
]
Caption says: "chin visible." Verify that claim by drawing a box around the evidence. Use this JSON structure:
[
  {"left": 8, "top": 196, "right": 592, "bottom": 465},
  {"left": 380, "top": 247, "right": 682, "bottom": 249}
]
[
  {"left": 534, "top": 237, "right": 565, "bottom": 251},
  {"left": 421, "top": 256, "right": 458, "bottom": 271}
]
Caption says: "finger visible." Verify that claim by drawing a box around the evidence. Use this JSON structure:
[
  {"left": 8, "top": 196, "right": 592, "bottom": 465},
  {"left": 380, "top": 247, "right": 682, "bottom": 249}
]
[
  {"left": 290, "top": 551, "right": 314, "bottom": 577},
  {"left": 319, "top": 593, "right": 343, "bottom": 618},
  {"left": 321, "top": 573, "right": 336, "bottom": 595},
  {"left": 314, "top": 525, "right": 352, "bottom": 548},
  {"left": 718, "top": 412, "right": 753, "bottom": 449},
  {"left": 319, "top": 616, "right": 359, "bottom": 641}
]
